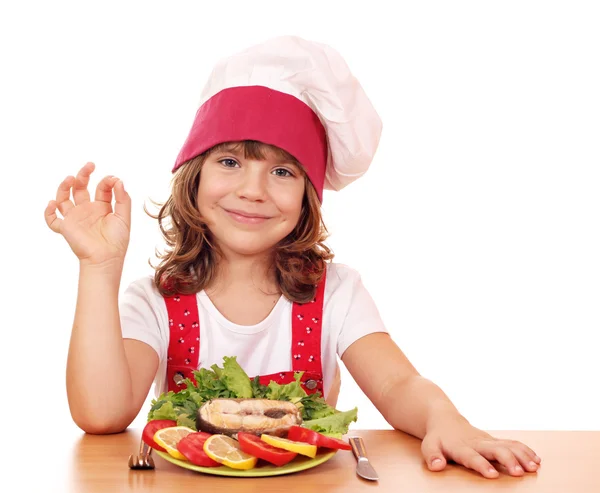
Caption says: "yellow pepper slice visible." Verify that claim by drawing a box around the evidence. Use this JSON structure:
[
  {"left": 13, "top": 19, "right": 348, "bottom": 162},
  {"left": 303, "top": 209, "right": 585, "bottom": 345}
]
[{"left": 260, "top": 434, "right": 317, "bottom": 458}]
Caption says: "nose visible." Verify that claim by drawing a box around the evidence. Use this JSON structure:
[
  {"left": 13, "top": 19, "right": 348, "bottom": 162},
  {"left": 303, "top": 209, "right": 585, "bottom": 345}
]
[{"left": 236, "top": 163, "right": 268, "bottom": 201}]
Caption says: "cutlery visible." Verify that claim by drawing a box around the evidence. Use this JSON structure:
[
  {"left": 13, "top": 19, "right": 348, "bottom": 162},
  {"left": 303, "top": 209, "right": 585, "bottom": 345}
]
[
  {"left": 128, "top": 438, "right": 155, "bottom": 470},
  {"left": 349, "top": 436, "right": 379, "bottom": 481}
]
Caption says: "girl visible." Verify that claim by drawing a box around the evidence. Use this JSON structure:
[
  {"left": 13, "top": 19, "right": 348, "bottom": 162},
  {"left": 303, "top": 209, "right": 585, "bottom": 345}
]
[{"left": 44, "top": 36, "right": 541, "bottom": 479}]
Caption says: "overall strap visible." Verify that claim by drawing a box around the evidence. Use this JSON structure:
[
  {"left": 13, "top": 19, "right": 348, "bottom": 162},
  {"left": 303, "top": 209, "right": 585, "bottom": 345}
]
[
  {"left": 290, "top": 273, "right": 327, "bottom": 390},
  {"left": 164, "top": 293, "right": 200, "bottom": 392}
]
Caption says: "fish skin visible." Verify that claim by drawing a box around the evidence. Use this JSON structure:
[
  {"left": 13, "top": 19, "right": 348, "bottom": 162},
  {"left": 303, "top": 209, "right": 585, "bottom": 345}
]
[{"left": 197, "top": 398, "right": 302, "bottom": 437}]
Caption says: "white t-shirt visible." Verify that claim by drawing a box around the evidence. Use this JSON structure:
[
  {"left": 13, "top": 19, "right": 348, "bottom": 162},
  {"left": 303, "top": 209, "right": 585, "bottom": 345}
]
[{"left": 119, "top": 262, "right": 388, "bottom": 401}]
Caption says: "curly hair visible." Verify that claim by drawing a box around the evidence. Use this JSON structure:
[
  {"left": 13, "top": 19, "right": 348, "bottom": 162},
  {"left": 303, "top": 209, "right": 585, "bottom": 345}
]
[{"left": 145, "top": 140, "right": 334, "bottom": 303}]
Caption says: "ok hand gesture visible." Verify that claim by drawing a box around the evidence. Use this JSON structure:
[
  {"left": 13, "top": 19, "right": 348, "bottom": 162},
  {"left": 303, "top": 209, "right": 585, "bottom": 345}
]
[{"left": 44, "top": 162, "right": 131, "bottom": 266}]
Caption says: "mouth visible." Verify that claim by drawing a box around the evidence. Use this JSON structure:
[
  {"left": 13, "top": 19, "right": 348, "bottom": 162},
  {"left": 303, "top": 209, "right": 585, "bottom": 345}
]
[{"left": 223, "top": 208, "right": 272, "bottom": 224}]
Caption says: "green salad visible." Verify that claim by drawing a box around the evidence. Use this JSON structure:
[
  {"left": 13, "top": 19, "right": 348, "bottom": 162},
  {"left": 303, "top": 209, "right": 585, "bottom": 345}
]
[{"left": 148, "top": 356, "right": 358, "bottom": 436}]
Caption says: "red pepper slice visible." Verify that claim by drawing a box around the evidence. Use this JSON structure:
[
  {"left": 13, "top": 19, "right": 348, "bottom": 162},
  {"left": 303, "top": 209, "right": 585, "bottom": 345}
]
[
  {"left": 177, "top": 432, "right": 221, "bottom": 467},
  {"left": 237, "top": 432, "right": 298, "bottom": 466},
  {"left": 141, "top": 420, "right": 178, "bottom": 452},
  {"left": 287, "top": 426, "right": 351, "bottom": 451}
]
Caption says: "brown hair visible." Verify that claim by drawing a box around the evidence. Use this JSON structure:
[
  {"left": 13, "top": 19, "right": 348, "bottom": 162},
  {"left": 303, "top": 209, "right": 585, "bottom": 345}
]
[{"left": 145, "top": 141, "right": 334, "bottom": 303}]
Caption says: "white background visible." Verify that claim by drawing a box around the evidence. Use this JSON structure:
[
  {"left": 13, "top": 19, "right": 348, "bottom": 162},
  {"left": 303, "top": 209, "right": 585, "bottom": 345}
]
[{"left": 1, "top": 0, "right": 599, "bottom": 455}]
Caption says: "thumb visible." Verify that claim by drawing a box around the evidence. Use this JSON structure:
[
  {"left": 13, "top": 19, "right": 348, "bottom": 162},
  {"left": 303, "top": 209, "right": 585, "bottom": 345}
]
[
  {"left": 421, "top": 434, "right": 447, "bottom": 471},
  {"left": 113, "top": 179, "right": 131, "bottom": 228}
]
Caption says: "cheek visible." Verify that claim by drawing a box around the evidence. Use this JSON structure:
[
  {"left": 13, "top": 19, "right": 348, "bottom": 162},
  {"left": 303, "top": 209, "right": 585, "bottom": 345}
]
[
  {"left": 275, "top": 188, "right": 304, "bottom": 218},
  {"left": 198, "top": 177, "right": 229, "bottom": 207}
]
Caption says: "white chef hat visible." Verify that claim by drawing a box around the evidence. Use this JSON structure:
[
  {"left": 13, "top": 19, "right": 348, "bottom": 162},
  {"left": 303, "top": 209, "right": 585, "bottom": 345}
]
[{"left": 173, "top": 35, "right": 382, "bottom": 202}]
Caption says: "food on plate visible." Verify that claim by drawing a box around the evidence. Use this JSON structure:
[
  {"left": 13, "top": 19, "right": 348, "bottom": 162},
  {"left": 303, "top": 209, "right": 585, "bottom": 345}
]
[
  {"left": 260, "top": 434, "right": 317, "bottom": 458},
  {"left": 150, "top": 422, "right": 352, "bottom": 471},
  {"left": 142, "top": 419, "right": 177, "bottom": 452},
  {"left": 176, "top": 432, "right": 221, "bottom": 467},
  {"left": 237, "top": 432, "right": 298, "bottom": 466},
  {"left": 147, "top": 356, "right": 358, "bottom": 436},
  {"left": 203, "top": 434, "right": 258, "bottom": 470},
  {"left": 153, "top": 426, "right": 195, "bottom": 460},
  {"left": 197, "top": 398, "right": 302, "bottom": 437},
  {"left": 287, "top": 425, "right": 351, "bottom": 450}
]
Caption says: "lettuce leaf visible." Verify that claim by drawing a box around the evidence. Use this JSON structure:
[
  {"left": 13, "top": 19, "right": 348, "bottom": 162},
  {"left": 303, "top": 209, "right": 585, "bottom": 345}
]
[
  {"left": 148, "top": 400, "right": 177, "bottom": 421},
  {"left": 220, "top": 356, "right": 253, "bottom": 398},
  {"left": 250, "top": 376, "right": 269, "bottom": 398},
  {"left": 148, "top": 399, "right": 198, "bottom": 429},
  {"left": 265, "top": 372, "right": 307, "bottom": 401},
  {"left": 297, "top": 393, "right": 336, "bottom": 420},
  {"left": 302, "top": 408, "right": 358, "bottom": 435},
  {"left": 147, "top": 379, "right": 204, "bottom": 429}
]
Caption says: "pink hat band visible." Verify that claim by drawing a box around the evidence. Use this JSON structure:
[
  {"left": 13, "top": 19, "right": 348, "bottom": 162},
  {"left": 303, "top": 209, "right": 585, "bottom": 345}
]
[{"left": 173, "top": 85, "right": 328, "bottom": 202}]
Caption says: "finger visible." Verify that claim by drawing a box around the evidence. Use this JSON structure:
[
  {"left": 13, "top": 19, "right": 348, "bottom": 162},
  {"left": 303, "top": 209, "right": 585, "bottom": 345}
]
[
  {"left": 72, "top": 162, "right": 95, "bottom": 205},
  {"left": 503, "top": 442, "right": 540, "bottom": 472},
  {"left": 510, "top": 446, "right": 540, "bottom": 473},
  {"left": 44, "top": 200, "right": 62, "bottom": 233},
  {"left": 479, "top": 445, "right": 524, "bottom": 477},
  {"left": 113, "top": 179, "right": 131, "bottom": 227},
  {"left": 421, "top": 435, "right": 447, "bottom": 471},
  {"left": 94, "top": 175, "right": 119, "bottom": 203},
  {"left": 508, "top": 440, "right": 541, "bottom": 464},
  {"left": 452, "top": 447, "right": 499, "bottom": 479},
  {"left": 56, "top": 176, "right": 75, "bottom": 215}
]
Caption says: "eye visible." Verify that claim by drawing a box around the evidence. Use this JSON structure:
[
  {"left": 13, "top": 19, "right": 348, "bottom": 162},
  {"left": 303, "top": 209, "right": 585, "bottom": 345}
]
[
  {"left": 219, "top": 158, "right": 239, "bottom": 168},
  {"left": 272, "top": 168, "right": 294, "bottom": 177}
]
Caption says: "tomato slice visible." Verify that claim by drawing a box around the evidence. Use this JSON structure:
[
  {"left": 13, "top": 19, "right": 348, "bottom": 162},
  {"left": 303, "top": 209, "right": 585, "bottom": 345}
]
[
  {"left": 287, "top": 426, "right": 351, "bottom": 451},
  {"left": 177, "top": 432, "right": 221, "bottom": 467},
  {"left": 237, "top": 432, "right": 298, "bottom": 466},
  {"left": 142, "top": 419, "right": 178, "bottom": 452}
]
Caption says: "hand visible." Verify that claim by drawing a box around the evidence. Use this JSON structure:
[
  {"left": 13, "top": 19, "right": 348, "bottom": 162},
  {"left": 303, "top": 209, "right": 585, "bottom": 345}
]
[
  {"left": 421, "top": 415, "right": 541, "bottom": 479},
  {"left": 44, "top": 162, "right": 131, "bottom": 266}
]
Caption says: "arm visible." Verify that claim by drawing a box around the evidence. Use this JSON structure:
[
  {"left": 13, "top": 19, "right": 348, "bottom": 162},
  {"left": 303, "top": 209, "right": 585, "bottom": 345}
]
[
  {"left": 341, "top": 332, "right": 465, "bottom": 440},
  {"left": 342, "top": 332, "right": 541, "bottom": 478},
  {"left": 67, "top": 261, "right": 158, "bottom": 434},
  {"left": 45, "top": 162, "right": 157, "bottom": 434}
]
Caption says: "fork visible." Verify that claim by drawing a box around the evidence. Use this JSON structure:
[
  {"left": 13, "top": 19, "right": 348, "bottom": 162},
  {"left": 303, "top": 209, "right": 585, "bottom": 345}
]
[{"left": 128, "top": 438, "right": 155, "bottom": 470}]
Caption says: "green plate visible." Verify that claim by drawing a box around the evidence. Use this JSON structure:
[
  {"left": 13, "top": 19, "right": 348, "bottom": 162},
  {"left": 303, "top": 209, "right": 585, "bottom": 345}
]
[{"left": 155, "top": 449, "right": 337, "bottom": 477}]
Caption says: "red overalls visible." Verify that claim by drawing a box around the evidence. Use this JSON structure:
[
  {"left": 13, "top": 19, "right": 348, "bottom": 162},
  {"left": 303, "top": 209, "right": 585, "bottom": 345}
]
[{"left": 164, "top": 275, "right": 327, "bottom": 397}]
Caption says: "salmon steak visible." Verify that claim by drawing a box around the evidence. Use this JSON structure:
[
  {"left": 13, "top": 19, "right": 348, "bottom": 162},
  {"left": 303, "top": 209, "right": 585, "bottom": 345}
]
[{"left": 197, "top": 398, "right": 302, "bottom": 437}]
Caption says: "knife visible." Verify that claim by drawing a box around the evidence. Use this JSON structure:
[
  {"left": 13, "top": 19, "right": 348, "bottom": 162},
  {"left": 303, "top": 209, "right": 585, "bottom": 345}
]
[{"left": 349, "top": 436, "right": 379, "bottom": 481}]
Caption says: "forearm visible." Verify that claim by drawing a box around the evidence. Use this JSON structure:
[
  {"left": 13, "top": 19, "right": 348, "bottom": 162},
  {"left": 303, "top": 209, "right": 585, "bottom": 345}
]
[
  {"left": 379, "top": 375, "right": 469, "bottom": 440},
  {"left": 67, "top": 260, "right": 133, "bottom": 434}
]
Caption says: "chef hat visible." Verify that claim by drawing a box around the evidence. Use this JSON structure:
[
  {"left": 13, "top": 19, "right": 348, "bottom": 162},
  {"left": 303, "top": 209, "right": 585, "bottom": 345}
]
[{"left": 173, "top": 35, "right": 382, "bottom": 202}]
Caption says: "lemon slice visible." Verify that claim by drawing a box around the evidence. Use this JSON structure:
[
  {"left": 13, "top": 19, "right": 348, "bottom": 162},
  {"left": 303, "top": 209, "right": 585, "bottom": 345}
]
[
  {"left": 261, "top": 434, "right": 317, "bottom": 458},
  {"left": 203, "top": 434, "right": 258, "bottom": 470},
  {"left": 153, "top": 426, "right": 195, "bottom": 460}
]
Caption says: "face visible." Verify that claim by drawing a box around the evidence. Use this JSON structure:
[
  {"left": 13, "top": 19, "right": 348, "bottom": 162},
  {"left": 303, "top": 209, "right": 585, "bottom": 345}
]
[{"left": 197, "top": 144, "right": 306, "bottom": 259}]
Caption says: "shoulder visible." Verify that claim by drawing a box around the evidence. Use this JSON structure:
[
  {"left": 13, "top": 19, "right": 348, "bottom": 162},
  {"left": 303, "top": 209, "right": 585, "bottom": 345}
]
[
  {"left": 326, "top": 261, "right": 363, "bottom": 283},
  {"left": 123, "top": 274, "right": 158, "bottom": 295},
  {"left": 324, "top": 262, "right": 364, "bottom": 299},
  {"left": 120, "top": 274, "right": 165, "bottom": 309}
]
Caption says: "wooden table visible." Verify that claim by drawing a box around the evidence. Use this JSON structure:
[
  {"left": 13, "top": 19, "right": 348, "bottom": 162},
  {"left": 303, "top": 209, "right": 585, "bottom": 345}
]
[{"left": 46, "top": 429, "right": 600, "bottom": 492}]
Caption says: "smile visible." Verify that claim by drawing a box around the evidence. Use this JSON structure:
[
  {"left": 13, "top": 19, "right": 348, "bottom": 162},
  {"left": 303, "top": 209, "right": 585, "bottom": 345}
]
[{"left": 224, "top": 208, "right": 272, "bottom": 225}]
